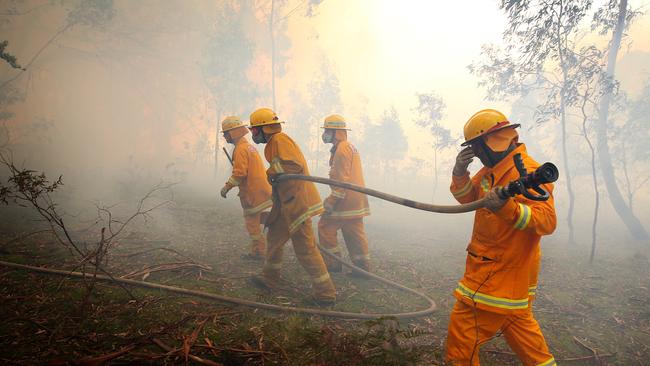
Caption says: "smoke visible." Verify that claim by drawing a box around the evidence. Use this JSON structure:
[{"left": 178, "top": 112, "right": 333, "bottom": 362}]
[{"left": 0, "top": 0, "right": 648, "bottom": 249}]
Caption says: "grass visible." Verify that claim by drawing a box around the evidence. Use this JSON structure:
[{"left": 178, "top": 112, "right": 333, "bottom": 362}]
[{"left": 0, "top": 194, "right": 649, "bottom": 365}]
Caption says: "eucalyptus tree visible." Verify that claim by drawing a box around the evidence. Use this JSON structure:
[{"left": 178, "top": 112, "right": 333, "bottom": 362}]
[
  {"left": 470, "top": 0, "right": 593, "bottom": 245},
  {"left": 613, "top": 79, "right": 650, "bottom": 218},
  {"left": 1, "top": 0, "right": 114, "bottom": 90},
  {"left": 592, "top": 0, "right": 647, "bottom": 239},
  {"left": 360, "top": 107, "right": 407, "bottom": 185},
  {"left": 202, "top": 1, "right": 257, "bottom": 177},
  {"left": 413, "top": 91, "right": 455, "bottom": 198},
  {"left": 567, "top": 44, "right": 604, "bottom": 260}
]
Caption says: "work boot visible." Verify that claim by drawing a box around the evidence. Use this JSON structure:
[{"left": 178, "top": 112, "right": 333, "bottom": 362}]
[
  {"left": 249, "top": 275, "right": 277, "bottom": 291},
  {"left": 321, "top": 249, "right": 343, "bottom": 273},
  {"left": 348, "top": 261, "right": 371, "bottom": 278},
  {"left": 326, "top": 262, "right": 343, "bottom": 273},
  {"left": 241, "top": 253, "right": 264, "bottom": 261}
]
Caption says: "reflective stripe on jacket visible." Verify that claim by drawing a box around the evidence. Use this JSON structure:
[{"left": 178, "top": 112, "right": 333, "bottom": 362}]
[
  {"left": 227, "top": 137, "right": 272, "bottom": 216},
  {"left": 264, "top": 132, "right": 323, "bottom": 233},
  {"left": 324, "top": 140, "right": 370, "bottom": 219},
  {"left": 449, "top": 143, "right": 556, "bottom": 314}
]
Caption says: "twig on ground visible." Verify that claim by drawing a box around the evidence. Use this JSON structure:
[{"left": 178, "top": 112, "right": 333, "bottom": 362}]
[
  {"left": 152, "top": 337, "right": 222, "bottom": 366},
  {"left": 0, "top": 229, "right": 51, "bottom": 249},
  {"left": 115, "top": 246, "right": 197, "bottom": 263},
  {"left": 195, "top": 344, "right": 275, "bottom": 355},
  {"left": 183, "top": 316, "right": 209, "bottom": 362},
  {"left": 573, "top": 336, "right": 605, "bottom": 365},
  {"left": 73, "top": 344, "right": 137, "bottom": 366},
  {"left": 121, "top": 262, "right": 212, "bottom": 280},
  {"left": 484, "top": 348, "right": 615, "bottom": 362}
]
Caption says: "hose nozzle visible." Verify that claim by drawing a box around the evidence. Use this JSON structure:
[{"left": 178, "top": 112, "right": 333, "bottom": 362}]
[{"left": 500, "top": 155, "right": 559, "bottom": 201}]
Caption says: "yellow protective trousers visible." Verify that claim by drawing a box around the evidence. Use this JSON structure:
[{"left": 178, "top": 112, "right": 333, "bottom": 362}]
[
  {"left": 445, "top": 300, "right": 556, "bottom": 366},
  {"left": 318, "top": 217, "right": 369, "bottom": 271},
  {"left": 262, "top": 217, "right": 336, "bottom": 301},
  {"left": 244, "top": 211, "right": 266, "bottom": 256}
]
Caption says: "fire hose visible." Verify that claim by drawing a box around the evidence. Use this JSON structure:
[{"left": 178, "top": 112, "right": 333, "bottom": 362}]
[{"left": 0, "top": 154, "right": 558, "bottom": 319}]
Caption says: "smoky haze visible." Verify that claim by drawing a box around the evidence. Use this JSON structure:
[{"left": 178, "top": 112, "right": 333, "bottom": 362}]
[
  {"left": 2, "top": 1, "right": 650, "bottom": 364},
  {"left": 1, "top": 0, "right": 649, "bottom": 251}
]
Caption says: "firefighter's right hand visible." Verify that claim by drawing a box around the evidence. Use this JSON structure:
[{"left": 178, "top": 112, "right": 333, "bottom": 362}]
[
  {"left": 453, "top": 147, "right": 475, "bottom": 176},
  {"left": 220, "top": 185, "right": 231, "bottom": 198}
]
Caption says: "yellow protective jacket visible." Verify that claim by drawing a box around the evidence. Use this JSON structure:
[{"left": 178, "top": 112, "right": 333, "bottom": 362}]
[
  {"left": 449, "top": 144, "right": 556, "bottom": 314},
  {"left": 324, "top": 140, "right": 370, "bottom": 219},
  {"left": 265, "top": 132, "right": 323, "bottom": 233},
  {"left": 226, "top": 137, "right": 273, "bottom": 216}
]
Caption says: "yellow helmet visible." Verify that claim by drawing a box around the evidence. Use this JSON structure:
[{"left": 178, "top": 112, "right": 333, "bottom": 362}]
[
  {"left": 321, "top": 114, "right": 351, "bottom": 130},
  {"left": 461, "top": 109, "right": 519, "bottom": 146},
  {"left": 221, "top": 116, "right": 245, "bottom": 132},
  {"left": 249, "top": 107, "right": 284, "bottom": 127}
]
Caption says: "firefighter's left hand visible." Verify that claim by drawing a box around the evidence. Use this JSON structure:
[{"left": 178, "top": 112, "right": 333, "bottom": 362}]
[
  {"left": 220, "top": 185, "right": 231, "bottom": 198},
  {"left": 267, "top": 173, "right": 282, "bottom": 185},
  {"left": 323, "top": 199, "right": 335, "bottom": 215},
  {"left": 483, "top": 187, "right": 509, "bottom": 212}
]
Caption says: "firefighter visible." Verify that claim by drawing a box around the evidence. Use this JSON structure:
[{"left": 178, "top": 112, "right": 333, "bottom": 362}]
[
  {"left": 219, "top": 116, "right": 272, "bottom": 260},
  {"left": 317, "top": 114, "right": 371, "bottom": 274},
  {"left": 247, "top": 107, "right": 336, "bottom": 305},
  {"left": 445, "top": 109, "right": 557, "bottom": 366}
]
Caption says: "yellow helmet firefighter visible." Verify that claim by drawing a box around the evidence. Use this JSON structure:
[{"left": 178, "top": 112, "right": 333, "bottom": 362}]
[
  {"left": 221, "top": 116, "right": 249, "bottom": 143},
  {"left": 321, "top": 114, "right": 351, "bottom": 130},
  {"left": 461, "top": 109, "right": 520, "bottom": 151},
  {"left": 248, "top": 108, "right": 285, "bottom": 145},
  {"left": 321, "top": 114, "right": 351, "bottom": 145},
  {"left": 318, "top": 114, "right": 371, "bottom": 274},
  {"left": 219, "top": 116, "right": 272, "bottom": 260},
  {"left": 221, "top": 116, "right": 245, "bottom": 132},
  {"left": 247, "top": 107, "right": 336, "bottom": 304},
  {"left": 447, "top": 108, "right": 557, "bottom": 366}
]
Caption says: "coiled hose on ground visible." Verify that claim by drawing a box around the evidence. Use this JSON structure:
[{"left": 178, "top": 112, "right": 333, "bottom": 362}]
[{"left": 0, "top": 175, "right": 488, "bottom": 319}]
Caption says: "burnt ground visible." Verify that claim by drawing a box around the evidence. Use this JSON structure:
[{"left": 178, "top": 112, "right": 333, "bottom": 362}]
[{"left": 0, "top": 187, "right": 649, "bottom": 365}]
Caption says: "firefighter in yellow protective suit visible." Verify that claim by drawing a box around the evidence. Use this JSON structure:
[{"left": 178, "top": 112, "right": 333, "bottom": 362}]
[
  {"left": 247, "top": 108, "right": 336, "bottom": 305},
  {"left": 219, "top": 116, "right": 273, "bottom": 260},
  {"left": 317, "top": 114, "right": 371, "bottom": 274},
  {"left": 445, "top": 109, "right": 557, "bottom": 366}
]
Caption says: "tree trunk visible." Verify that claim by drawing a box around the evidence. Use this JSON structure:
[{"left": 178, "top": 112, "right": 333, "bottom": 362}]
[
  {"left": 582, "top": 96, "right": 600, "bottom": 262},
  {"left": 432, "top": 147, "right": 438, "bottom": 200},
  {"left": 596, "top": 0, "right": 648, "bottom": 240},
  {"left": 559, "top": 88, "right": 576, "bottom": 245},
  {"left": 214, "top": 110, "right": 221, "bottom": 178},
  {"left": 270, "top": 0, "right": 276, "bottom": 111},
  {"left": 556, "top": 5, "right": 576, "bottom": 245}
]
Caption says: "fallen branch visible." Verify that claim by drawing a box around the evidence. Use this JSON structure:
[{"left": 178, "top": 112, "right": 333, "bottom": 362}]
[
  {"left": 183, "top": 317, "right": 209, "bottom": 363},
  {"left": 121, "top": 262, "right": 213, "bottom": 280},
  {"left": 560, "top": 353, "right": 615, "bottom": 362},
  {"left": 152, "top": 337, "right": 222, "bottom": 366},
  {"left": 484, "top": 348, "right": 615, "bottom": 362},
  {"left": 0, "top": 229, "right": 51, "bottom": 249},
  {"left": 195, "top": 344, "right": 275, "bottom": 355},
  {"left": 115, "top": 246, "right": 196, "bottom": 263},
  {"left": 73, "top": 344, "right": 137, "bottom": 366},
  {"left": 117, "top": 239, "right": 172, "bottom": 246},
  {"left": 573, "top": 336, "right": 605, "bottom": 365}
]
